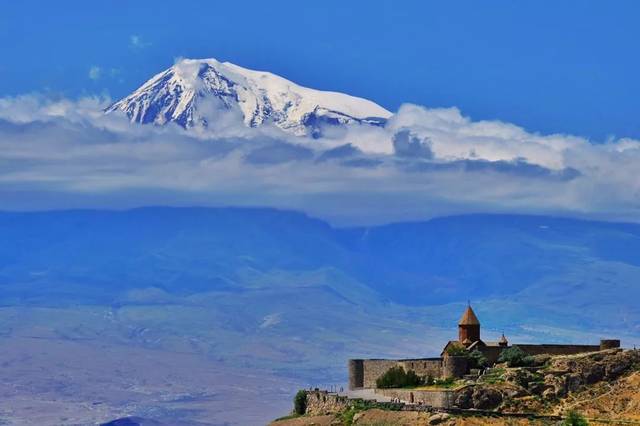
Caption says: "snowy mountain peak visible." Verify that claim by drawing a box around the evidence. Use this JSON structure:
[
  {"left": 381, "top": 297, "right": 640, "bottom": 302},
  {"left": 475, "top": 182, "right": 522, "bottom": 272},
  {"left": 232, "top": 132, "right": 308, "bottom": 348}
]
[{"left": 106, "top": 58, "right": 392, "bottom": 136}]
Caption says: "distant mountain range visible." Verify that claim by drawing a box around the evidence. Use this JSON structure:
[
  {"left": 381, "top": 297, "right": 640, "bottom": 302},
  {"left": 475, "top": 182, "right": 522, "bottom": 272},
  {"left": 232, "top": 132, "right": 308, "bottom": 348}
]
[
  {"left": 106, "top": 58, "right": 391, "bottom": 136},
  {"left": 1, "top": 207, "right": 639, "bottom": 334}
]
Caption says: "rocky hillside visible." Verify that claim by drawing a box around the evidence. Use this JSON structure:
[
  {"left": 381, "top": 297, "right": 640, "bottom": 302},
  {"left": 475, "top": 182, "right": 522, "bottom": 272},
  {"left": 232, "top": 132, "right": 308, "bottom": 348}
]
[
  {"left": 272, "top": 349, "right": 640, "bottom": 425},
  {"left": 272, "top": 411, "right": 576, "bottom": 426}
]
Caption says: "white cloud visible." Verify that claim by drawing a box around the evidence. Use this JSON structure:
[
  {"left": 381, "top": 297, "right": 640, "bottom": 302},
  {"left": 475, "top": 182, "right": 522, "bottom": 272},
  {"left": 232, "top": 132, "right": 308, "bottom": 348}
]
[
  {"left": 385, "top": 104, "right": 585, "bottom": 170},
  {"left": 88, "top": 66, "right": 102, "bottom": 81},
  {"left": 0, "top": 95, "right": 638, "bottom": 225},
  {"left": 129, "top": 35, "right": 151, "bottom": 50}
]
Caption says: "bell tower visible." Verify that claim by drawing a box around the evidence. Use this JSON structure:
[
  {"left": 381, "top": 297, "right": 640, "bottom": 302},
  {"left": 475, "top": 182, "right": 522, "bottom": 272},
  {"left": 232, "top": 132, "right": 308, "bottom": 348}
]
[{"left": 458, "top": 303, "right": 480, "bottom": 345}]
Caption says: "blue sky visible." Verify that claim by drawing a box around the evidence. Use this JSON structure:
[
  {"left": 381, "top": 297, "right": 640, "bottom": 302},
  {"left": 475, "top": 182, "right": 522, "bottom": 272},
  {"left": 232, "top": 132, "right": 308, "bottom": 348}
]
[{"left": 1, "top": 0, "right": 639, "bottom": 141}]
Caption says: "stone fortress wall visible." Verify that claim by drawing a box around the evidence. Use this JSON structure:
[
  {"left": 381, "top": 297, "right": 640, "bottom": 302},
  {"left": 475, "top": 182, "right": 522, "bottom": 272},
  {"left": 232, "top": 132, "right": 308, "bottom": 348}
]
[{"left": 349, "top": 339, "right": 621, "bottom": 390}]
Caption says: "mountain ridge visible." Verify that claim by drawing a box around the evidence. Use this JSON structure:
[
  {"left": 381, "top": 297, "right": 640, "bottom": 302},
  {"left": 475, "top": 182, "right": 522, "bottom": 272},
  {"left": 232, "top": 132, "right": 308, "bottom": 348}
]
[{"left": 2, "top": 206, "right": 640, "bottom": 320}]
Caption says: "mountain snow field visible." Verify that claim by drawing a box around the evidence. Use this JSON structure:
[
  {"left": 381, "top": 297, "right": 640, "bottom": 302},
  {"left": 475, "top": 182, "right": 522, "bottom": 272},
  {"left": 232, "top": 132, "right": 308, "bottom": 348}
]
[{"left": 107, "top": 58, "right": 391, "bottom": 137}]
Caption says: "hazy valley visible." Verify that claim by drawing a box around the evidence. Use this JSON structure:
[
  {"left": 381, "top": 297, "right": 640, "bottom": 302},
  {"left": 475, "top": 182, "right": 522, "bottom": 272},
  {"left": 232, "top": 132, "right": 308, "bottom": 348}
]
[{"left": 1, "top": 207, "right": 639, "bottom": 424}]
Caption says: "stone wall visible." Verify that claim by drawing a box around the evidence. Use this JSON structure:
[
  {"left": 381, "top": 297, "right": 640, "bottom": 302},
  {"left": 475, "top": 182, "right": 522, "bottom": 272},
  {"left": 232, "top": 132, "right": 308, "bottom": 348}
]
[
  {"left": 304, "top": 390, "right": 350, "bottom": 415},
  {"left": 353, "top": 358, "right": 446, "bottom": 389},
  {"left": 398, "top": 358, "right": 444, "bottom": 379},
  {"left": 514, "top": 344, "right": 600, "bottom": 357},
  {"left": 443, "top": 356, "right": 468, "bottom": 378},
  {"left": 361, "top": 359, "right": 400, "bottom": 389},
  {"left": 375, "top": 387, "right": 458, "bottom": 408},
  {"left": 348, "top": 359, "right": 364, "bottom": 390}
]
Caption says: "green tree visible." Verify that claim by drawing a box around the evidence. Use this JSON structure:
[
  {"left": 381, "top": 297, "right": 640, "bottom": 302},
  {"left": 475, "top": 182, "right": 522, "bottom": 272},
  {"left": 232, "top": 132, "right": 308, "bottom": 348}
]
[
  {"left": 468, "top": 349, "right": 488, "bottom": 368},
  {"left": 376, "top": 366, "right": 423, "bottom": 388},
  {"left": 498, "top": 346, "right": 534, "bottom": 367},
  {"left": 563, "top": 410, "right": 589, "bottom": 426},
  {"left": 294, "top": 390, "right": 307, "bottom": 415}
]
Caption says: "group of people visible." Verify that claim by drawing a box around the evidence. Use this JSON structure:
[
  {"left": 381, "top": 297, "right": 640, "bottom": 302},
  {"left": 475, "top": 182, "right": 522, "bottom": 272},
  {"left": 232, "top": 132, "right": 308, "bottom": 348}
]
[{"left": 311, "top": 386, "right": 344, "bottom": 393}]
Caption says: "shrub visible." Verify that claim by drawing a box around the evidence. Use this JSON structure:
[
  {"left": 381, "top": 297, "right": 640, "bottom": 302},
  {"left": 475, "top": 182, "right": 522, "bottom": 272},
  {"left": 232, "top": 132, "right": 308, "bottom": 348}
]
[
  {"left": 294, "top": 390, "right": 307, "bottom": 415},
  {"left": 468, "top": 349, "right": 488, "bottom": 368},
  {"left": 498, "top": 346, "right": 534, "bottom": 367},
  {"left": 563, "top": 410, "right": 589, "bottom": 426},
  {"left": 376, "top": 366, "right": 423, "bottom": 388},
  {"left": 340, "top": 407, "right": 359, "bottom": 426}
]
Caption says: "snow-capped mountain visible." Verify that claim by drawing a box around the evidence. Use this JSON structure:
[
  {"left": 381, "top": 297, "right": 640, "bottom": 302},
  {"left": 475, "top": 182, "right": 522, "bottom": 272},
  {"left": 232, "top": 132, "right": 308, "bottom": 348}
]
[{"left": 106, "top": 58, "right": 392, "bottom": 136}]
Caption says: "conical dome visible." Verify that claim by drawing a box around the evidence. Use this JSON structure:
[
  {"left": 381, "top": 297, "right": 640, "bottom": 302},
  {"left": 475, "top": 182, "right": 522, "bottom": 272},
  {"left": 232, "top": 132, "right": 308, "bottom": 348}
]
[{"left": 458, "top": 305, "right": 480, "bottom": 326}]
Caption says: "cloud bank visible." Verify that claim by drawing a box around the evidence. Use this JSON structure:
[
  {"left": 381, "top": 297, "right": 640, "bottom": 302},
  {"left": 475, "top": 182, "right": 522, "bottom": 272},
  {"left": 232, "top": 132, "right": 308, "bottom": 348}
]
[{"left": 0, "top": 94, "right": 638, "bottom": 225}]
